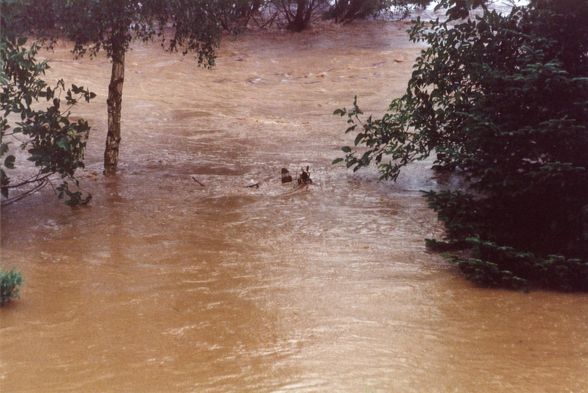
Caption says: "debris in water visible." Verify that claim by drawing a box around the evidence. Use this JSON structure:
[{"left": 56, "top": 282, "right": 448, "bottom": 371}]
[
  {"left": 191, "top": 176, "right": 205, "bottom": 187},
  {"left": 281, "top": 168, "right": 292, "bottom": 183},
  {"left": 297, "top": 166, "right": 313, "bottom": 186},
  {"left": 245, "top": 182, "right": 259, "bottom": 189}
]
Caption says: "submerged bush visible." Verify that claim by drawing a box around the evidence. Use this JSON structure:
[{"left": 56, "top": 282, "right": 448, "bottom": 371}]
[
  {"left": 0, "top": 34, "right": 94, "bottom": 206},
  {"left": 0, "top": 269, "right": 23, "bottom": 306},
  {"left": 336, "top": 0, "right": 588, "bottom": 290}
]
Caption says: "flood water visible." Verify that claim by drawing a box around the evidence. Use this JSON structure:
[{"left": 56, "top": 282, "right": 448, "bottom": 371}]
[{"left": 1, "top": 22, "right": 588, "bottom": 392}]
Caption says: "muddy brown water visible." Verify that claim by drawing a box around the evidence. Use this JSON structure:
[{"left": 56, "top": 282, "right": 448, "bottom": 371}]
[{"left": 1, "top": 22, "right": 588, "bottom": 393}]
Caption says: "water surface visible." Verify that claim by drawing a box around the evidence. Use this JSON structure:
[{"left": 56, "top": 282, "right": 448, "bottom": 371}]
[{"left": 1, "top": 22, "right": 587, "bottom": 393}]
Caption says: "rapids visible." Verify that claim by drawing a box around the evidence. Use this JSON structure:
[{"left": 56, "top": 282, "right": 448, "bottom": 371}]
[{"left": 1, "top": 21, "right": 588, "bottom": 392}]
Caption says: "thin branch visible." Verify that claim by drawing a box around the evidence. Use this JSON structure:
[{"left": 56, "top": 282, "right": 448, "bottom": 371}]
[
  {"left": 1, "top": 178, "right": 49, "bottom": 207},
  {"left": 5, "top": 172, "right": 52, "bottom": 189}
]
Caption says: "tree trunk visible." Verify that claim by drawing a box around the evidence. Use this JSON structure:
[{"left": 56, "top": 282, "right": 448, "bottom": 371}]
[
  {"left": 289, "top": 0, "right": 308, "bottom": 31},
  {"left": 104, "top": 43, "right": 125, "bottom": 175}
]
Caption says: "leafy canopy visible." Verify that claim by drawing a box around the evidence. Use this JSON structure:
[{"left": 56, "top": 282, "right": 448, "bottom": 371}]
[{"left": 2, "top": 0, "right": 226, "bottom": 65}]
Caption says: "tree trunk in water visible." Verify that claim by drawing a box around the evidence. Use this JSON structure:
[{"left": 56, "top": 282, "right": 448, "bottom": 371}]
[
  {"left": 104, "top": 44, "right": 125, "bottom": 175},
  {"left": 289, "top": 0, "right": 308, "bottom": 31}
]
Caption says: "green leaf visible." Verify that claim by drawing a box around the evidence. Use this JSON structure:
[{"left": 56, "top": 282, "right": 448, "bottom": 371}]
[{"left": 56, "top": 137, "right": 69, "bottom": 150}]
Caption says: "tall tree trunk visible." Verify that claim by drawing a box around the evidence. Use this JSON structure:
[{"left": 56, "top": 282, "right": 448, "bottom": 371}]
[{"left": 104, "top": 43, "right": 125, "bottom": 175}]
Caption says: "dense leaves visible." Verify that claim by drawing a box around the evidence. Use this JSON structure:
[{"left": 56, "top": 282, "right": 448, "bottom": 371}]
[
  {"left": 1, "top": 36, "right": 94, "bottom": 205},
  {"left": 1, "top": 0, "right": 224, "bottom": 65},
  {"left": 269, "top": 0, "right": 432, "bottom": 30},
  {"left": 336, "top": 0, "right": 588, "bottom": 290},
  {"left": 0, "top": 269, "right": 23, "bottom": 306},
  {"left": 273, "top": 0, "right": 325, "bottom": 31},
  {"left": 325, "top": 0, "right": 431, "bottom": 23}
]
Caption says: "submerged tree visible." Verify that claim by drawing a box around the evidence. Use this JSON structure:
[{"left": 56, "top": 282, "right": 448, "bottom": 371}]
[
  {"left": 3, "top": 0, "right": 232, "bottom": 175},
  {"left": 270, "top": 0, "right": 326, "bottom": 31},
  {"left": 325, "top": 0, "right": 431, "bottom": 24},
  {"left": 269, "top": 0, "right": 432, "bottom": 30},
  {"left": 336, "top": 0, "right": 588, "bottom": 290},
  {"left": 216, "top": 0, "right": 265, "bottom": 32}
]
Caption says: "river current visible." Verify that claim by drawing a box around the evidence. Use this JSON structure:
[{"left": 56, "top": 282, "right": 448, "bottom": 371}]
[{"left": 1, "top": 21, "right": 587, "bottom": 392}]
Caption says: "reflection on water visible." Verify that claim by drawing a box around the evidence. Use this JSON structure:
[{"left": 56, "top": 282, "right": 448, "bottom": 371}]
[{"left": 1, "top": 21, "right": 588, "bottom": 393}]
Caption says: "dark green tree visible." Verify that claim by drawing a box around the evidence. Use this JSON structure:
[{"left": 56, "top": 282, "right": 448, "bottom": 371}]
[
  {"left": 2, "top": 0, "right": 232, "bottom": 175},
  {"left": 336, "top": 0, "right": 588, "bottom": 290}
]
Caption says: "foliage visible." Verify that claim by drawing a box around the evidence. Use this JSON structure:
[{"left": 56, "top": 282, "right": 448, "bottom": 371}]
[
  {"left": 1, "top": 35, "right": 94, "bottom": 206},
  {"left": 427, "top": 237, "right": 588, "bottom": 290},
  {"left": 0, "top": 269, "right": 23, "bottom": 306},
  {"left": 335, "top": 0, "right": 588, "bottom": 290},
  {"left": 325, "top": 0, "right": 431, "bottom": 23},
  {"left": 2, "top": 0, "right": 235, "bottom": 175},
  {"left": 268, "top": 0, "right": 326, "bottom": 31},
  {"left": 2, "top": 0, "right": 224, "bottom": 64},
  {"left": 261, "top": 0, "right": 432, "bottom": 30},
  {"left": 215, "top": 0, "right": 264, "bottom": 32}
]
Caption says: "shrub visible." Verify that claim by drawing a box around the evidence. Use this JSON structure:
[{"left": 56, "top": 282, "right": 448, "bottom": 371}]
[
  {"left": 336, "top": 0, "right": 588, "bottom": 290},
  {"left": 1, "top": 35, "right": 94, "bottom": 206},
  {"left": 0, "top": 269, "right": 23, "bottom": 306}
]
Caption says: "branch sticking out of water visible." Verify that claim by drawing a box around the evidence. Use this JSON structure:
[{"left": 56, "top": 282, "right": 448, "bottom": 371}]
[{"left": 191, "top": 176, "right": 205, "bottom": 187}]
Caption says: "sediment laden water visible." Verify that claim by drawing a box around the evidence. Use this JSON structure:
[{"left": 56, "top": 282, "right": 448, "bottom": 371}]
[{"left": 1, "top": 21, "right": 587, "bottom": 393}]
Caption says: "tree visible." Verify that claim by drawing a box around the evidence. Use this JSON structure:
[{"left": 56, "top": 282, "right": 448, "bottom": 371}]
[
  {"left": 216, "top": 0, "right": 264, "bottom": 32},
  {"left": 335, "top": 0, "right": 588, "bottom": 290},
  {"left": 325, "top": 0, "right": 430, "bottom": 24},
  {"left": 1, "top": 34, "right": 94, "bottom": 206},
  {"left": 3, "top": 0, "right": 231, "bottom": 175},
  {"left": 270, "top": 0, "right": 326, "bottom": 31}
]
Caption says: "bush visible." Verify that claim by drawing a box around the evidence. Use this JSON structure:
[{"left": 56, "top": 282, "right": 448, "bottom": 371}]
[
  {"left": 336, "top": 0, "right": 588, "bottom": 290},
  {"left": 0, "top": 269, "right": 23, "bottom": 306},
  {"left": 1, "top": 35, "right": 94, "bottom": 206}
]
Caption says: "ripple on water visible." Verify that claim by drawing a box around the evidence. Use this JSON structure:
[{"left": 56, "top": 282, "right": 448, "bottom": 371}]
[{"left": 1, "top": 20, "right": 587, "bottom": 393}]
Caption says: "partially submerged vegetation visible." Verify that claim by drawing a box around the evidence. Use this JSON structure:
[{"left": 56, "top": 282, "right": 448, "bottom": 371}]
[
  {"left": 0, "top": 269, "right": 22, "bottom": 306},
  {"left": 2, "top": 0, "right": 586, "bottom": 291},
  {"left": 219, "top": 0, "right": 432, "bottom": 32},
  {"left": 1, "top": 0, "right": 430, "bottom": 186},
  {"left": 336, "top": 0, "right": 588, "bottom": 290},
  {"left": 1, "top": 36, "right": 94, "bottom": 206},
  {"left": 2, "top": 0, "right": 231, "bottom": 177}
]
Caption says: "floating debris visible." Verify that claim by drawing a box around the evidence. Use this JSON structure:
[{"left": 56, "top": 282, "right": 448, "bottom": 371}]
[
  {"left": 191, "top": 176, "right": 205, "bottom": 187},
  {"left": 297, "top": 166, "right": 312, "bottom": 186},
  {"left": 281, "top": 168, "right": 293, "bottom": 183}
]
